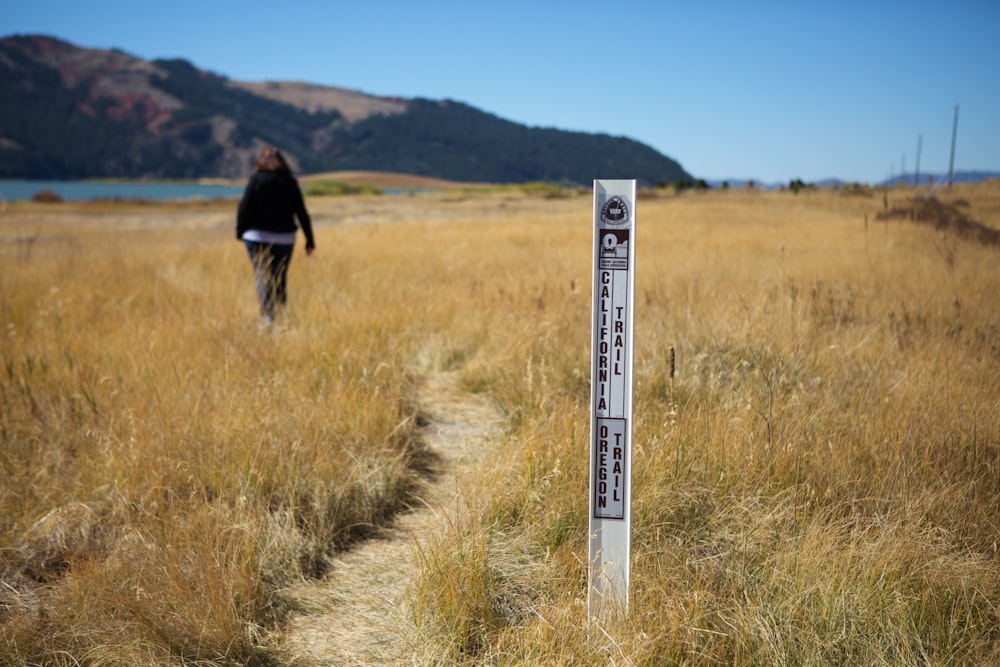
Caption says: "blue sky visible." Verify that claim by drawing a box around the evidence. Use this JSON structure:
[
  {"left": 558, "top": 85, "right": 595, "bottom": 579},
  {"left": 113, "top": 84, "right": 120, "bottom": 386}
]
[{"left": 4, "top": 1, "right": 998, "bottom": 184}]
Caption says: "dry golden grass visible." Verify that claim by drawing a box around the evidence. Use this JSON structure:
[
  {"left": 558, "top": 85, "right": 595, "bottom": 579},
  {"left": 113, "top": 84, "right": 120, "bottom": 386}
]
[{"left": 1, "top": 182, "right": 998, "bottom": 665}]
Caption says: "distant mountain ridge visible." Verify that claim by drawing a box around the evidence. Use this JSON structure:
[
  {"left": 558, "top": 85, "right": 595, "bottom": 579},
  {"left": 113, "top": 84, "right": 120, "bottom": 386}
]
[
  {"left": 0, "top": 34, "right": 690, "bottom": 185},
  {"left": 706, "top": 171, "right": 1000, "bottom": 190}
]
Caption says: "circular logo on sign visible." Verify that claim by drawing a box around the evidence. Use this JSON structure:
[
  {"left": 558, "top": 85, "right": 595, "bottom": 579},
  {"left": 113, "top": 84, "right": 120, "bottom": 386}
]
[{"left": 601, "top": 196, "right": 630, "bottom": 226}]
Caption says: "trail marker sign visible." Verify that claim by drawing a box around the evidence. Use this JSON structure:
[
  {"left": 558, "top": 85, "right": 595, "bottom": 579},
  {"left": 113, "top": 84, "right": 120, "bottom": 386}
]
[{"left": 588, "top": 179, "right": 635, "bottom": 620}]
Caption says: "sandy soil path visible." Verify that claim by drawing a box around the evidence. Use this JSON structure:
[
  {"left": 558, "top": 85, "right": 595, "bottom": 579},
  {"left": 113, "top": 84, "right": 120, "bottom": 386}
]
[{"left": 276, "top": 370, "right": 503, "bottom": 665}]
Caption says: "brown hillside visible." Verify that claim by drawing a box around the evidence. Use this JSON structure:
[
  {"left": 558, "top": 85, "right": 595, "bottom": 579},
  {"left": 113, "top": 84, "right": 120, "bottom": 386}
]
[
  {"left": 229, "top": 81, "right": 406, "bottom": 122},
  {"left": 7, "top": 35, "right": 181, "bottom": 127}
]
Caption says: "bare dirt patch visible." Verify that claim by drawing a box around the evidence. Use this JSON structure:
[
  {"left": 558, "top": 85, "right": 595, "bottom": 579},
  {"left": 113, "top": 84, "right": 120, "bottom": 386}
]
[
  {"left": 877, "top": 195, "right": 1000, "bottom": 246},
  {"left": 275, "top": 370, "right": 503, "bottom": 664}
]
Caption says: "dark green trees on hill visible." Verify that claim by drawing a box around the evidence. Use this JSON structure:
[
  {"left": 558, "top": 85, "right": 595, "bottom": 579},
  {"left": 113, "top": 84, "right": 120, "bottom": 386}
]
[
  {"left": 0, "top": 35, "right": 690, "bottom": 185},
  {"left": 326, "top": 99, "right": 687, "bottom": 185},
  {"left": 0, "top": 44, "right": 143, "bottom": 177}
]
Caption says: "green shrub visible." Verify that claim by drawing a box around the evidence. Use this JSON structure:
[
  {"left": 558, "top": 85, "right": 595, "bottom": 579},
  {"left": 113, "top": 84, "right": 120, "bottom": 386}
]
[
  {"left": 789, "top": 178, "right": 814, "bottom": 194},
  {"left": 303, "top": 179, "right": 383, "bottom": 197}
]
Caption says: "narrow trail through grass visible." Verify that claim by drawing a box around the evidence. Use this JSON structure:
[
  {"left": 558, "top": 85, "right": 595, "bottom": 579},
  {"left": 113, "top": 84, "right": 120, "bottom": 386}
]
[{"left": 276, "top": 370, "right": 503, "bottom": 664}]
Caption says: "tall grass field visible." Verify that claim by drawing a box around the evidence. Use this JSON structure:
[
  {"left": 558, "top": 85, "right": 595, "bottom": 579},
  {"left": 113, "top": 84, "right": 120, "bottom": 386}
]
[{"left": 1, "top": 181, "right": 998, "bottom": 665}]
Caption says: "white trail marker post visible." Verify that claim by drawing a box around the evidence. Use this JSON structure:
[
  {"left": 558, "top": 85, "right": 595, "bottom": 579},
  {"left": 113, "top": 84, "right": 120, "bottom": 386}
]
[{"left": 588, "top": 179, "right": 635, "bottom": 621}]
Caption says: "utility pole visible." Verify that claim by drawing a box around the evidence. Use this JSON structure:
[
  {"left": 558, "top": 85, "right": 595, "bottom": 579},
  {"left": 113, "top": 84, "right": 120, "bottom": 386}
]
[
  {"left": 948, "top": 104, "right": 959, "bottom": 187},
  {"left": 914, "top": 134, "right": 922, "bottom": 186}
]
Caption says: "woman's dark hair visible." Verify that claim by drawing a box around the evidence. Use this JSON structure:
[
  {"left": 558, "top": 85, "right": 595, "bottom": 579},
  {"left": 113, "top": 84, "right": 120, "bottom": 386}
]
[{"left": 256, "top": 146, "right": 292, "bottom": 174}]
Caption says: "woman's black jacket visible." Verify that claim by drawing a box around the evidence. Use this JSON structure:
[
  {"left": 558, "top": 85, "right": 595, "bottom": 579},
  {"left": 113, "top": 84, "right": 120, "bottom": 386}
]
[{"left": 236, "top": 171, "right": 315, "bottom": 249}]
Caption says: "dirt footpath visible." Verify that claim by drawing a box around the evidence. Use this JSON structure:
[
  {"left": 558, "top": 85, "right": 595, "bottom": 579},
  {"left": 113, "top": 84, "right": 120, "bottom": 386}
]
[{"left": 276, "top": 370, "right": 503, "bottom": 664}]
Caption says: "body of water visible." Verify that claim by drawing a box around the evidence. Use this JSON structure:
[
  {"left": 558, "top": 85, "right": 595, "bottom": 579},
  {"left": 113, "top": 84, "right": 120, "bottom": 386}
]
[{"left": 0, "top": 180, "right": 246, "bottom": 202}]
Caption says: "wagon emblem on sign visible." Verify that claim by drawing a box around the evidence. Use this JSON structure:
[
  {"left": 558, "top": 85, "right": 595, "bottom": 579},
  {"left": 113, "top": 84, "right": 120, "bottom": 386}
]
[{"left": 600, "top": 196, "right": 630, "bottom": 226}]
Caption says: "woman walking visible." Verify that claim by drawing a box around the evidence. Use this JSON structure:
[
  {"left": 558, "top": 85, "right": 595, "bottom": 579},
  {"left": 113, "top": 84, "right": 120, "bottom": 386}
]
[{"left": 236, "top": 147, "right": 315, "bottom": 326}]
